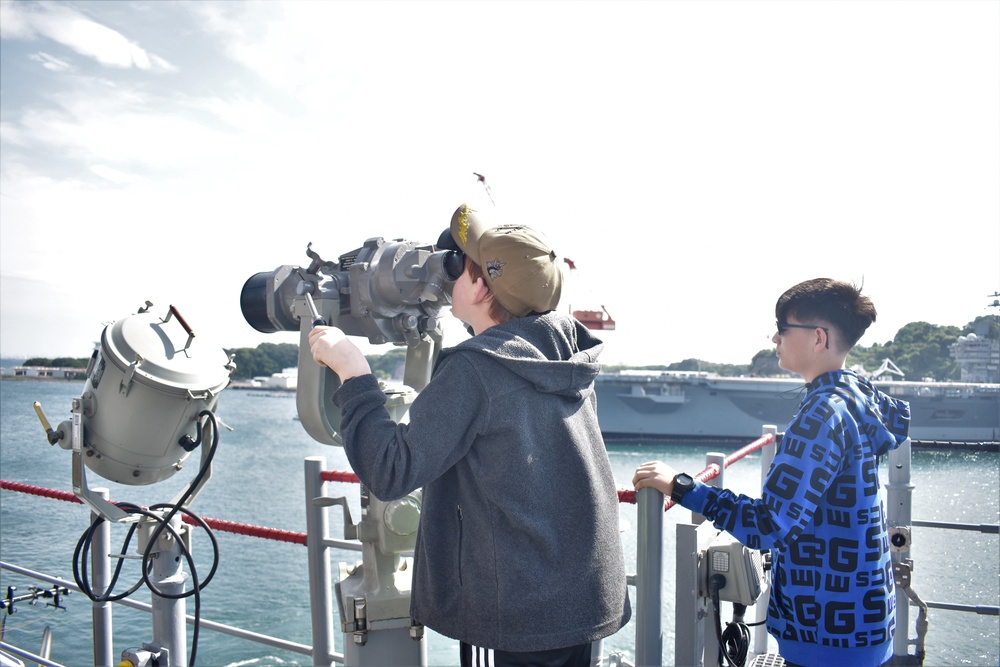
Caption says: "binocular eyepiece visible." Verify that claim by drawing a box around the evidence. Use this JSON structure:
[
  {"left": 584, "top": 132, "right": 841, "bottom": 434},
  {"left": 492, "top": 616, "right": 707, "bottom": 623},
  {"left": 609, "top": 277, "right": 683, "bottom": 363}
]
[{"left": 240, "top": 236, "right": 463, "bottom": 346}]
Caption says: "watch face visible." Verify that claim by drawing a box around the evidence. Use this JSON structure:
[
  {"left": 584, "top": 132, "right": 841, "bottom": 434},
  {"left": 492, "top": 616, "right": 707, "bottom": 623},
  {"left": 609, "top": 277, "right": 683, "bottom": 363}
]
[{"left": 672, "top": 473, "right": 693, "bottom": 502}]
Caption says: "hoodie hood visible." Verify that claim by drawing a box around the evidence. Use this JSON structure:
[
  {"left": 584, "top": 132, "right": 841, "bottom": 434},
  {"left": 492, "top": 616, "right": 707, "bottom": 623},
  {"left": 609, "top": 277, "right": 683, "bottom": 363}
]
[
  {"left": 806, "top": 369, "right": 911, "bottom": 456},
  {"left": 439, "top": 311, "right": 603, "bottom": 400}
]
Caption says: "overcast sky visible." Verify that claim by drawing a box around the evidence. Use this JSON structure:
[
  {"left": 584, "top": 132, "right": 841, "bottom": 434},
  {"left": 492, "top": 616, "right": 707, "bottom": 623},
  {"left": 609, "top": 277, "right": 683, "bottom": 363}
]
[{"left": 1, "top": 0, "right": 997, "bottom": 367}]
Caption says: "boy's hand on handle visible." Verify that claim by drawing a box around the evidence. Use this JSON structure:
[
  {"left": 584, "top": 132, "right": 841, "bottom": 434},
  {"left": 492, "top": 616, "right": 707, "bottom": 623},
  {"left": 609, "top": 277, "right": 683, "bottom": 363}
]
[
  {"left": 632, "top": 461, "right": 679, "bottom": 495},
  {"left": 308, "top": 326, "right": 372, "bottom": 382}
]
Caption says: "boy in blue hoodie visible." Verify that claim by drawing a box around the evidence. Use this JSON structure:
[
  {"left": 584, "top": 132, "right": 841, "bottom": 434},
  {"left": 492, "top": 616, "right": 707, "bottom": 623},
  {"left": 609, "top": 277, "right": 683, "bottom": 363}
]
[
  {"left": 310, "top": 204, "right": 631, "bottom": 667},
  {"left": 633, "top": 278, "right": 910, "bottom": 667}
]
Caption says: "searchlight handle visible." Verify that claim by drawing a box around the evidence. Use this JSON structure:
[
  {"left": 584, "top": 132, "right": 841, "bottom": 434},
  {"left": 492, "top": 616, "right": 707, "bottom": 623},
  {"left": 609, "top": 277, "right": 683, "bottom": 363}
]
[
  {"left": 165, "top": 304, "right": 196, "bottom": 351},
  {"left": 33, "top": 401, "right": 64, "bottom": 446}
]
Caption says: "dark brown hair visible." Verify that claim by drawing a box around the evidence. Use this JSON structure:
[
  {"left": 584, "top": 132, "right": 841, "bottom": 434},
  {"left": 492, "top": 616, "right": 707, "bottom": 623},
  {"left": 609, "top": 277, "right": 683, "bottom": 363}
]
[{"left": 775, "top": 278, "right": 877, "bottom": 349}]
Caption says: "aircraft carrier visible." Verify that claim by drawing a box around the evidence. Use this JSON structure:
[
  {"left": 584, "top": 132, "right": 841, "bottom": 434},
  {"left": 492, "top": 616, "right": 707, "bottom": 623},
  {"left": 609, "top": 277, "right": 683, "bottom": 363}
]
[{"left": 594, "top": 370, "right": 1000, "bottom": 444}]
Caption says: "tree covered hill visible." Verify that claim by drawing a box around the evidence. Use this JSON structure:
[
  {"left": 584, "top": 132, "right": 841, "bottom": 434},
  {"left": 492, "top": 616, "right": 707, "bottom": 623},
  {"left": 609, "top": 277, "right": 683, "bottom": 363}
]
[{"left": 21, "top": 315, "right": 997, "bottom": 383}]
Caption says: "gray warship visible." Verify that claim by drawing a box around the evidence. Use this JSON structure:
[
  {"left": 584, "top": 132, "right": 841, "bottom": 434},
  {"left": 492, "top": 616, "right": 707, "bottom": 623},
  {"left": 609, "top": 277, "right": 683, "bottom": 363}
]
[{"left": 594, "top": 369, "right": 1000, "bottom": 444}]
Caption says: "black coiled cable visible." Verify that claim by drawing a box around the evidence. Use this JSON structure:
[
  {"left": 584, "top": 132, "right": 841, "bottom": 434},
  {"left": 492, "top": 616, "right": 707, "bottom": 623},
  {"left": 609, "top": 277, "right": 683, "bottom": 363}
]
[
  {"left": 72, "top": 410, "right": 222, "bottom": 667},
  {"left": 720, "top": 612, "right": 752, "bottom": 667},
  {"left": 709, "top": 574, "right": 766, "bottom": 667}
]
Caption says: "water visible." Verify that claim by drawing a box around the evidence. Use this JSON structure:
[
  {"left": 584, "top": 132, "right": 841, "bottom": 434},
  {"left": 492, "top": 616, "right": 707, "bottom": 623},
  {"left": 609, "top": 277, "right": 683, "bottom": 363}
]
[{"left": 1, "top": 379, "right": 997, "bottom": 667}]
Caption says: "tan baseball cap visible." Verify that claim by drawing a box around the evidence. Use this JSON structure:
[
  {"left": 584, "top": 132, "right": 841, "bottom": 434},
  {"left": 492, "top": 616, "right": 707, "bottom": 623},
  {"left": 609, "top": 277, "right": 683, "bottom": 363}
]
[{"left": 449, "top": 204, "right": 563, "bottom": 317}]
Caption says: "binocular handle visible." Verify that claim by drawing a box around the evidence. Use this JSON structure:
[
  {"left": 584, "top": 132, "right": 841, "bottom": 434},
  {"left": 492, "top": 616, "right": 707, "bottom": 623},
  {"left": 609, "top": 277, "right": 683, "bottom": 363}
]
[
  {"left": 296, "top": 308, "right": 344, "bottom": 446},
  {"left": 291, "top": 291, "right": 438, "bottom": 447}
]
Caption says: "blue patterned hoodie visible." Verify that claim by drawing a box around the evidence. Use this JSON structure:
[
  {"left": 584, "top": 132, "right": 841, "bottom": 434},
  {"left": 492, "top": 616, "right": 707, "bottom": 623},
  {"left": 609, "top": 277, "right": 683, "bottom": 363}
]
[{"left": 681, "top": 369, "right": 910, "bottom": 667}]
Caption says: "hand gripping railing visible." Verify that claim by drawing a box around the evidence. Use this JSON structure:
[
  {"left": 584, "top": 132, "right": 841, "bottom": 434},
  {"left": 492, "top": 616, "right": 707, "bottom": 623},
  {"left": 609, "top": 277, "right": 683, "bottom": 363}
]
[{"left": 618, "top": 425, "right": 779, "bottom": 667}]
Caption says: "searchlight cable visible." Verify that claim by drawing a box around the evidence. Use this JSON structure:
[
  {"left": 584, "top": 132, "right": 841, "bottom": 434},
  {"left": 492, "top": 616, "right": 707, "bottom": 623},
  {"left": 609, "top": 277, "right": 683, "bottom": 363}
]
[{"left": 72, "top": 410, "right": 222, "bottom": 667}]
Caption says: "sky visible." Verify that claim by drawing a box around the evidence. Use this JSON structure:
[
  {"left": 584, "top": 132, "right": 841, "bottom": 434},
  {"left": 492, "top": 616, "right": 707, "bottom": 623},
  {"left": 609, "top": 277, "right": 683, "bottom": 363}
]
[{"left": 1, "top": 0, "right": 998, "bottom": 368}]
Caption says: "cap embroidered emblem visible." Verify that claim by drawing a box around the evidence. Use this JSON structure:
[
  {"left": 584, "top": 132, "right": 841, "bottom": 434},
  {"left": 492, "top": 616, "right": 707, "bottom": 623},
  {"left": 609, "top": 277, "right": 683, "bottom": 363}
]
[
  {"left": 486, "top": 258, "right": 505, "bottom": 280},
  {"left": 456, "top": 205, "right": 473, "bottom": 245}
]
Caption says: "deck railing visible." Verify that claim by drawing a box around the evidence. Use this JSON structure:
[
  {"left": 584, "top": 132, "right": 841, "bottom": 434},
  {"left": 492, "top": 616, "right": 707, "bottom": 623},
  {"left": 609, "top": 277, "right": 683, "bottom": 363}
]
[
  {"left": 3, "top": 429, "right": 999, "bottom": 667},
  {"left": 618, "top": 426, "right": 780, "bottom": 666}
]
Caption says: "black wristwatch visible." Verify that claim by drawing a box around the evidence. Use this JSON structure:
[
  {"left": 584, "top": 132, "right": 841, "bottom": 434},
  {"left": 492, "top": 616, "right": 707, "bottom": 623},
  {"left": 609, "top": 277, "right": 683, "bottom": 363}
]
[{"left": 671, "top": 473, "right": 695, "bottom": 503}]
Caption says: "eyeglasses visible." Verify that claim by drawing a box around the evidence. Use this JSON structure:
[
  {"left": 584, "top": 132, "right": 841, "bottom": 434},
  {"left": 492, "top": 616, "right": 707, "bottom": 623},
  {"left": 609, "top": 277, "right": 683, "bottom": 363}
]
[{"left": 776, "top": 321, "right": 830, "bottom": 349}]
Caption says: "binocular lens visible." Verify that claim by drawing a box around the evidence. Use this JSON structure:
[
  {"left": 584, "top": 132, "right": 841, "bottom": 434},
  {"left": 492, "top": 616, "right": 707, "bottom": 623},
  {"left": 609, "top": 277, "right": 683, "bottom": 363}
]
[
  {"left": 240, "top": 272, "right": 281, "bottom": 333},
  {"left": 443, "top": 250, "right": 465, "bottom": 281}
]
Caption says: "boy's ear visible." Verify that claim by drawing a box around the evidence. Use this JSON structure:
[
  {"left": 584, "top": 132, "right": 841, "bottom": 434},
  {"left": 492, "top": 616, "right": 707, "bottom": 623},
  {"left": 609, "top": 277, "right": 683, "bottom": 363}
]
[
  {"left": 815, "top": 327, "right": 830, "bottom": 351},
  {"left": 471, "top": 276, "right": 492, "bottom": 304}
]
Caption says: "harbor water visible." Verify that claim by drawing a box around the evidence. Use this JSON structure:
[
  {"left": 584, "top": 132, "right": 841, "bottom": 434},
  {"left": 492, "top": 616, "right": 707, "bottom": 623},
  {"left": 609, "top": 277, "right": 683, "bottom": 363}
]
[{"left": 1, "top": 379, "right": 997, "bottom": 666}]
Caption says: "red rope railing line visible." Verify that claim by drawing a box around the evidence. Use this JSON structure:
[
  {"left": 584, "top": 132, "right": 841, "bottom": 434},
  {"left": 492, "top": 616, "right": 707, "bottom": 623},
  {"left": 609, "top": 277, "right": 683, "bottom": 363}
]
[
  {"left": 617, "top": 431, "right": 777, "bottom": 511},
  {"left": 1, "top": 480, "right": 82, "bottom": 504},
  {"left": 4, "top": 431, "right": 777, "bottom": 535},
  {"left": 617, "top": 489, "right": 636, "bottom": 504},
  {"left": 321, "top": 470, "right": 360, "bottom": 484},
  {"left": 0, "top": 479, "right": 306, "bottom": 546},
  {"left": 724, "top": 431, "right": 775, "bottom": 468},
  {"left": 319, "top": 433, "right": 779, "bottom": 507},
  {"left": 194, "top": 516, "right": 305, "bottom": 545}
]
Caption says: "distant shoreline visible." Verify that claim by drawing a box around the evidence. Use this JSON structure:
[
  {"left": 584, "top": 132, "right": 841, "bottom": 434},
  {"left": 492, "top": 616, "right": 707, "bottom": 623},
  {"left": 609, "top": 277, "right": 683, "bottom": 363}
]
[{"left": 0, "top": 375, "right": 83, "bottom": 382}]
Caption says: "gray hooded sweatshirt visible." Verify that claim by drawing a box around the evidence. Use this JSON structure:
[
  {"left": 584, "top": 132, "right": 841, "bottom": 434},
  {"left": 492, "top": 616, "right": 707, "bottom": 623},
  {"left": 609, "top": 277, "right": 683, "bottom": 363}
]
[{"left": 334, "top": 311, "right": 632, "bottom": 652}]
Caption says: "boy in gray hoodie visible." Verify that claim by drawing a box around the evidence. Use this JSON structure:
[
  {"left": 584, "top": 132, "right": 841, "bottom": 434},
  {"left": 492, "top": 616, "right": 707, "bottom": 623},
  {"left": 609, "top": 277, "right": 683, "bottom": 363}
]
[
  {"left": 310, "top": 204, "right": 631, "bottom": 666},
  {"left": 634, "top": 278, "right": 910, "bottom": 667}
]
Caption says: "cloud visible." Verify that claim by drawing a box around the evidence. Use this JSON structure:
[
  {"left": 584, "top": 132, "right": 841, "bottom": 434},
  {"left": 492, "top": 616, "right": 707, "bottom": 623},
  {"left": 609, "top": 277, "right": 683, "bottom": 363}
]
[
  {"left": 0, "top": 1, "right": 32, "bottom": 38},
  {"left": 89, "top": 164, "right": 144, "bottom": 184},
  {"left": 28, "top": 50, "right": 72, "bottom": 71},
  {"left": 0, "top": 0, "right": 996, "bottom": 365},
  {"left": 0, "top": 0, "right": 175, "bottom": 71}
]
